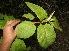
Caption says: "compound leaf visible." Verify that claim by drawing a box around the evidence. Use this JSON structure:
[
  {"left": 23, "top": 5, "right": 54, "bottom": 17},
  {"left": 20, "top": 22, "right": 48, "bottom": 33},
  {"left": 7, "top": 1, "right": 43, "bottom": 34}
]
[
  {"left": 25, "top": 2, "right": 47, "bottom": 21},
  {"left": 10, "top": 39, "right": 26, "bottom": 51},
  {"left": 16, "top": 21, "right": 36, "bottom": 39},
  {"left": 37, "top": 24, "right": 56, "bottom": 48},
  {"left": 50, "top": 16, "right": 62, "bottom": 31},
  {"left": 22, "top": 13, "right": 35, "bottom": 20},
  {"left": 0, "top": 20, "right": 6, "bottom": 29}
]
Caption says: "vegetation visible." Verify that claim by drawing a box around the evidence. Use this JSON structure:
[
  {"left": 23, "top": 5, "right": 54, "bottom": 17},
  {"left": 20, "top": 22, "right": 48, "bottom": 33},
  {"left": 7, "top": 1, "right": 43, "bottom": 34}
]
[{"left": 0, "top": 2, "right": 62, "bottom": 51}]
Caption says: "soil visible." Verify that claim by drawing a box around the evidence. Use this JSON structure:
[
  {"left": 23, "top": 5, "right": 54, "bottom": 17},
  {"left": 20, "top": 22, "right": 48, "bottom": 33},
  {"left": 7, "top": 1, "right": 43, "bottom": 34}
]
[{"left": 0, "top": 0, "right": 69, "bottom": 51}]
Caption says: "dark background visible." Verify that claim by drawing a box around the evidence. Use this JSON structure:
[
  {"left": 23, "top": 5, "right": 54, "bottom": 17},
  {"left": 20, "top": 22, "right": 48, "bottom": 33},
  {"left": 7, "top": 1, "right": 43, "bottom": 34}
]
[{"left": 0, "top": 0, "right": 69, "bottom": 51}]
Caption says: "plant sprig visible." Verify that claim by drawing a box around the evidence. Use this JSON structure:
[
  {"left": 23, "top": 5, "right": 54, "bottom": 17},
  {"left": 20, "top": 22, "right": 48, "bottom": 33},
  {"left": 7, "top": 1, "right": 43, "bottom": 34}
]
[{"left": 0, "top": 2, "right": 62, "bottom": 51}]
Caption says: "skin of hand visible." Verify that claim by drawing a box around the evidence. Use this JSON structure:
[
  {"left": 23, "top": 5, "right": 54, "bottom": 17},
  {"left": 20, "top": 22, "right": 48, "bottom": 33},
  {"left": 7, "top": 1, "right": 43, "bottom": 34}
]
[{"left": 0, "top": 20, "right": 20, "bottom": 51}]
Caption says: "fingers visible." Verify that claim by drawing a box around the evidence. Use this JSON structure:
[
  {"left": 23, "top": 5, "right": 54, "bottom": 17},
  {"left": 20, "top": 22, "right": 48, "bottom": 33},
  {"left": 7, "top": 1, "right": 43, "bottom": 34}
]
[
  {"left": 6, "top": 20, "right": 14, "bottom": 25},
  {"left": 5, "top": 20, "right": 20, "bottom": 27},
  {"left": 10, "top": 20, "right": 20, "bottom": 26}
]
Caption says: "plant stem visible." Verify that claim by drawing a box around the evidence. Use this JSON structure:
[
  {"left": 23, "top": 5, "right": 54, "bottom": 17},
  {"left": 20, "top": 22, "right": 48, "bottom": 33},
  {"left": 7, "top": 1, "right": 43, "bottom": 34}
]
[{"left": 32, "top": 22, "right": 41, "bottom": 24}]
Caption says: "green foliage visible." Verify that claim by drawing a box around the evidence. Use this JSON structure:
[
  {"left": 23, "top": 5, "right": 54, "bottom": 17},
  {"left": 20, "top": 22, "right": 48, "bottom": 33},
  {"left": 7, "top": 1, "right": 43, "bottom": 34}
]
[
  {"left": 25, "top": 2, "right": 47, "bottom": 21},
  {"left": 22, "top": 13, "right": 35, "bottom": 20},
  {"left": 16, "top": 21, "right": 36, "bottom": 39},
  {"left": 10, "top": 39, "right": 26, "bottom": 51},
  {"left": 0, "top": 20, "right": 6, "bottom": 29},
  {"left": 24, "top": 2, "right": 62, "bottom": 49},
  {"left": 4, "top": 14, "right": 15, "bottom": 21},
  {"left": 50, "top": 16, "right": 62, "bottom": 31},
  {"left": 37, "top": 24, "right": 56, "bottom": 48},
  {"left": 0, "top": 37, "right": 2, "bottom": 44},
  {"left": 0, "top": 2, "right": 62, "bottom": 50},
  {"left": 26, "top": 46, "right": 31, "bottom": 51},
  {"left": 42, "top": 11, "right": 55, "bottom": 23},
  {"left": 0, "top": 13, "right": 4, "bottom": 19},
  {"left": 0, "top": 14, "right": 15, "bottom": 29}
]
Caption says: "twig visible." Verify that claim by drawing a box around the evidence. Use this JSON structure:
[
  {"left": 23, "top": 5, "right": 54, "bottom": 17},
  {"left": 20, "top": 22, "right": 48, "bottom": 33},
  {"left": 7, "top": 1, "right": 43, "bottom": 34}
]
[{"left": 32, "top": 22, "right": 41, "bottom": 24}]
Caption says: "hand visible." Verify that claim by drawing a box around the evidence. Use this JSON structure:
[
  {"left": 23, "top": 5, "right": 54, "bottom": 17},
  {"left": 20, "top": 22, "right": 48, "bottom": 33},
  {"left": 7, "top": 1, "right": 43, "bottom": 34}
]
[
  {"left": 3, "top": 20, "right": 20, "bottom": 43},
  {"left": 0, "top": 20, "right": 20, "bottom": 51}
]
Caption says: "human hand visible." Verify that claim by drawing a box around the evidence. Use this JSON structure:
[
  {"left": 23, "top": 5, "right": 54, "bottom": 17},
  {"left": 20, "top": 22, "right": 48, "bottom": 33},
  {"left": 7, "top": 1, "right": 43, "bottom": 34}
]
[
  {"left": 2, "top": 20, "right": 20, "bottom": 43},
  {"left": 0, "top": 20, "right": 20, "bottom": 51}
]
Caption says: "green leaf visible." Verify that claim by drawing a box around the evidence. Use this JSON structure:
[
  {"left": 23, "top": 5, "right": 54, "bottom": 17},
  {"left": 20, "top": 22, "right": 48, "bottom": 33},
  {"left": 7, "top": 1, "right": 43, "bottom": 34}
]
[
  {"left": 0, "top": 13, "right": 4, "bottom": 19},
  {"left": 26, "top": 46, "right": 31, "bottom": 51},
  {"left": 16, "top": 21, "right": 36, "bottom": 39},
  {"left": 22, "top": 13, "right": 35, "bottom": 20},
  {"left": 0, "top": 37, "right": 2, "bottom": 44},
  {"left": 50, "top": 16, "right": 62, "bottom": 31},
  {"left": 37, "top": 24, "right": 56, "bottom": 48},
  {"left": 10, "top": 39, "right": 26, "bottom": 51},
  {"left": 0, "top": 15, "right": 15, "bottom": 29},
  {"left": 25, "top": 2, "right": 47, "bottom": 21},
  {"left": 0, "top": 20, "right": 6, "bottom": 29},
  {"left": 4, "top": 15, "right": 15, "bottom": 21}
]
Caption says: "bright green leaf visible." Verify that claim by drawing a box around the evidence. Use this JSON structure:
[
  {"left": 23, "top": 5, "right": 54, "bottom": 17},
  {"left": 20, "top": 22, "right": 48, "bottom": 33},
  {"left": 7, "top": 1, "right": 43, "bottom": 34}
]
[
  {"left": 0, "top": 14, "right": 15, "bottom": 29},
  {"left": 50, "top": 16, "right": 62, "bottom": 31},
  {"left": 16, "top": 21, "right": 36, "bottom": 39},
  {"left": 10, "top": 39, "right": 26, "bottom": 51},
  {"left": 4, "top": 15, "right": 15, "bottom": 21},
  {"left": 22, "top": 13, "right": 35, "bottom": 20},
  {"left": 0, "top": 20, "right": 6, "bottom": 29},
  {"left": 0, "top": 13, "right": 4, "bottom": 19},
  {"left": 25, "top": 2, "right": 47, "bottom": 21},
  {"left": 37, "top": 24, "right": 56, "bottom": 48}
]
